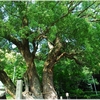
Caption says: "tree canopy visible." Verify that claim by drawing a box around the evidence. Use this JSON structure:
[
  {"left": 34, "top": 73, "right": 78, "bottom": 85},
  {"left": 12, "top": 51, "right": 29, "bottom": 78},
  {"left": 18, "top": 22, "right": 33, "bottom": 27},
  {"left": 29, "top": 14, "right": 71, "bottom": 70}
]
[{"left": 0, "top": 1, "right": 100, "bottom": 99}]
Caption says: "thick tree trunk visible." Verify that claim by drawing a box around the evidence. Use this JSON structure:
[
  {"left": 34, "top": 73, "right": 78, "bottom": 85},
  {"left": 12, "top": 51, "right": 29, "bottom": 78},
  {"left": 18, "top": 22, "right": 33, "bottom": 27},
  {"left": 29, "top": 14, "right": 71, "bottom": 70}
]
[
  {"left": 25, "top": 61, "right": 43, "bottom": 99},
  {"left": 0, "top": 70, "right": 16, "bottom": 98},
  {"left": 43, "top": 67, "right": 58, "bottom": 99},
  {"left": 21, "top": 50, "right": 43, "bottom": 99}
]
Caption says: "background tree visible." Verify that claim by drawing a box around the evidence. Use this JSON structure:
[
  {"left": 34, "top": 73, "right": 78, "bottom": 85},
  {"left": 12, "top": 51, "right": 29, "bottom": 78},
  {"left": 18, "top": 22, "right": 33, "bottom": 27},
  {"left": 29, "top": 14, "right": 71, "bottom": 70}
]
[{"left": 0, "top": 1, "right": 100, "bottom": 99}]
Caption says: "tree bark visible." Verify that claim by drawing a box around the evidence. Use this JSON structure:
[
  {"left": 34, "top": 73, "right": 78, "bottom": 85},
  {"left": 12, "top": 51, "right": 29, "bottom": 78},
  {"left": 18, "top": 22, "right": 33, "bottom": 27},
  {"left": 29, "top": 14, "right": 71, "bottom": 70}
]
[
  {"left": 0, "top": 70, "right": 16, "bottom": 98},
  {"left": 42, "top": 37, "right": 62, "bottom": 99},
  {"left": 24, "top": 61, "right": 43, "bottom": 99},
  {"left": 19, "top": 43, "right": 43, "bottom": 99},
  {"left": 43, "top": 66, "right": 58, "bottom": 99}
]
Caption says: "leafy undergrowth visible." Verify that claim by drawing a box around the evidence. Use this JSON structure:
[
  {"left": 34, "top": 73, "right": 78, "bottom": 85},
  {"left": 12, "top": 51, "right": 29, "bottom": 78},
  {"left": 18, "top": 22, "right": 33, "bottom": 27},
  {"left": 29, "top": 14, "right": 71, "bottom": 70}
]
[{"left": 70, "top": 91, "right": 100, "bottom": 99}]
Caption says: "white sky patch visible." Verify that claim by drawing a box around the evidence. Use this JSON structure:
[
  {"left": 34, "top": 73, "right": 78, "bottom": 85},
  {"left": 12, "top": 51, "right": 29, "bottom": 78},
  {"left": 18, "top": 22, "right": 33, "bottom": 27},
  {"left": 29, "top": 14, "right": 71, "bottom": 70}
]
[
  {"left": 12, "top": 44, "right": 16, "bottom": 48},
  {"left": 36, "top": 43, "right": 41, "bottom": 54}
]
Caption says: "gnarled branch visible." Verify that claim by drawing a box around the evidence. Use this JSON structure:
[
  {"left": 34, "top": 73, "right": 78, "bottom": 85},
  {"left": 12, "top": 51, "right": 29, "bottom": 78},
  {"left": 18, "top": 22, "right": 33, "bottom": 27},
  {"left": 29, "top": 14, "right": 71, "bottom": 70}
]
[{"left": 56, "top": 52, "right": 83, "bottom": 65}]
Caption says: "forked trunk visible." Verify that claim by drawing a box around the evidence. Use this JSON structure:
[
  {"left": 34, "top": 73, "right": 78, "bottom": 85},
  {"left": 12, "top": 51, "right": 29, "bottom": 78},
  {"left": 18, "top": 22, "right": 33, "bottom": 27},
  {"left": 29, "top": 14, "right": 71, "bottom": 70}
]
[
  {"left": 42, "top": 37, "right": 62, "bottom": 99},
  {"left": 19, "top": 42, "right": 43, "bottom": 99}
]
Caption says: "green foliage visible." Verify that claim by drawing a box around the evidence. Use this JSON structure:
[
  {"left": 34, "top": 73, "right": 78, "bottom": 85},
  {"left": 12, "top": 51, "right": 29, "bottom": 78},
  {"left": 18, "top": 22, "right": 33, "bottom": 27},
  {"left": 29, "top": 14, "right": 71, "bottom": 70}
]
[
  {"left": 35, "top": 59, "right": 44, "bottom": 81},
  {"left": 0, "top": 49, "right": 5, "bottom": 70},
  {"left": 47, "top": 25, "right": 57, "bottom": 42},
  {"left": 4, "top": 51, "right": 26, "bottom": 82},
  {"left": 54, "top": 58, "right": 99, "bottom": 98},
  {"left": 0, "top": 46, "right": 26, "bottom": 82},
  {"left": 0, "top": 1, "right": 100, "bottom": 98}
]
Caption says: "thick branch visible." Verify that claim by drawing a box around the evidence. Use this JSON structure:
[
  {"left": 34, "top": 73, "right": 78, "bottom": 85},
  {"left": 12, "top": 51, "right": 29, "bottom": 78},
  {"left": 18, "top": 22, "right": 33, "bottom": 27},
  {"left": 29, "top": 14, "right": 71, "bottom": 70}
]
[
  {"left": 0, "top": 70, "right": 16, "bottom": 98},
  {"left": 5, "top": 35, "right": 22, "bottom": 48},
  {"left": 44, "top": 37, "right": 62, "bottom": 70},
  {"left": 90, "top": 19, "right": 100, "bottom": 22},
  {"left": 48, "top": 41, "right": 54, "bottom": 53},
  {"left": 35, "top": 34, "right": 47, "bottom": 41},
  {"left": 56, "top": 52, "right": 83, "bottom": 65}
]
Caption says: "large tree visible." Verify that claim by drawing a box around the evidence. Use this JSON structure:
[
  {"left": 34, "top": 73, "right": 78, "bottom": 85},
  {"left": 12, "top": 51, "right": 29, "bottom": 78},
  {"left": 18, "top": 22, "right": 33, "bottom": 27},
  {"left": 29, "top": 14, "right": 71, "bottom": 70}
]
[{"left": 0, "top": 1, "right": 100, "bottom": 99}]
